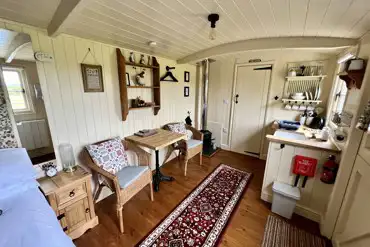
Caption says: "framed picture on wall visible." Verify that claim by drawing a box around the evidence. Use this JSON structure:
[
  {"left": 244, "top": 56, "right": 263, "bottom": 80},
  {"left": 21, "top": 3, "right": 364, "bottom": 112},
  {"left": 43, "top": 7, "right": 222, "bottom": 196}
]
[
  {"left": 184, "top": 86, "right": 189, "bottom": 97},
  {"left": 184, "top": 71, "right": 190, "bottom": 82},
  {"left": 81, "top": 64, "right": 104, "bottom": 92},
  {"left": 126, "top": 72, "right": 130, "bottom": 86}
]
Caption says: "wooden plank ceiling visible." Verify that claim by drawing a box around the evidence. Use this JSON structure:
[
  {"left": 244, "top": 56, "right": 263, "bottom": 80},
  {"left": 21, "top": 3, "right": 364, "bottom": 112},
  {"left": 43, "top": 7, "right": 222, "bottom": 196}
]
[{"left": 0, "top": 0, "right": 370, "bottom": 60}]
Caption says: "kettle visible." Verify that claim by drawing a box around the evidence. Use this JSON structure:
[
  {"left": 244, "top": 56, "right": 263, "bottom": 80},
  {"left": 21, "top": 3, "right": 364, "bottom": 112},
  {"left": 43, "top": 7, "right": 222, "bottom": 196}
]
[{"left": 309, "top": 116, "right": 325, "bottom": 129}]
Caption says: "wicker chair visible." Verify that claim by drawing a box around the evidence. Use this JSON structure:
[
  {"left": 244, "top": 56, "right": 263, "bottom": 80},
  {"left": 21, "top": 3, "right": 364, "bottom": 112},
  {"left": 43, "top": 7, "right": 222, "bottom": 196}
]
[
  {"left": 81, "top": 139, "right": 153, "bottom": 233},
  {"left": 163, "top": 123, "right": 203, "bottom": 176}
]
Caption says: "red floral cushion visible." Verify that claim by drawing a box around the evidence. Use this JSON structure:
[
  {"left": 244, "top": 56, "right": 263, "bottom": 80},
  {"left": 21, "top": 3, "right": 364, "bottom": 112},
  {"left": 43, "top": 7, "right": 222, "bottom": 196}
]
[
  {"left": 168, "top": 123, "right": 187, "bottom": 135},
  {"left": 86, "top": 137, "right": 129, "bottom": 174}
]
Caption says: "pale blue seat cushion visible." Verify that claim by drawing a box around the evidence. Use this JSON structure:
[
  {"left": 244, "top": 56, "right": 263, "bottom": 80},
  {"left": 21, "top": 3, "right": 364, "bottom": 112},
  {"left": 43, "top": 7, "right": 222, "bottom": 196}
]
[
  {"left": 187, "top": 139, "right": 203, "bottom": 148},
  {"left": 116, "top": 166, "right": 149, "bottom": 188}
]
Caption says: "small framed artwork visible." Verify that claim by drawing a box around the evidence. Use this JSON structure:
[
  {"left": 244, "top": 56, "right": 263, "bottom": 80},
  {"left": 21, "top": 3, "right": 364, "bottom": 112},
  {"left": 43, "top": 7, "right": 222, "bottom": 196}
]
[
  {"left": 126, "top": 72, "right": 130, "bottom": 86},
  {"left": 81, "top": 64, "right": 104, "bottom": 92},
  {"left": 184, "top": 86, "right": 189, "bottom": 97},
  {"left": 184, "top": 71, "right": 190, "bottom": 82}
]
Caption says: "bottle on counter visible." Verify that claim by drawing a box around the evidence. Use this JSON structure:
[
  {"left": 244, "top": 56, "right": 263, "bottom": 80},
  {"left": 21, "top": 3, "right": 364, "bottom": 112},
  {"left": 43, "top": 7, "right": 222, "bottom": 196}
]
[{"left": 320, "top": 127, "right": 330, "bottom": 141}]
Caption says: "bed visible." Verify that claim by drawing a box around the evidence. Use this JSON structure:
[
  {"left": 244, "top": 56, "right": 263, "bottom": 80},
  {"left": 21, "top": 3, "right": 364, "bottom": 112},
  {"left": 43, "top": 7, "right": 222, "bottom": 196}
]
[{"left": 0, "top": 148, "right": 75, "bottom": 247}]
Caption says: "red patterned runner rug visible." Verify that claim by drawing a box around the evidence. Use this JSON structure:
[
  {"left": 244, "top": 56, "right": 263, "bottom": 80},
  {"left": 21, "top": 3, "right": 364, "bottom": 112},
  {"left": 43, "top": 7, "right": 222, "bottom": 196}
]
[{"left": 137, "top": 164, "right": 252, "bottom": 247}]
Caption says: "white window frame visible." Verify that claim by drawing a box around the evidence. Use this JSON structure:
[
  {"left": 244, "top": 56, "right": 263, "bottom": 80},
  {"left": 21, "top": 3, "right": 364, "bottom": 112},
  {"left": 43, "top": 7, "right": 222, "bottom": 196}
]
[
  {"left": 2, "top": 66, "right": 34, "bottom": 115},
  {"left": 328, "top": 53, "right": 355, "bottom": 129}
]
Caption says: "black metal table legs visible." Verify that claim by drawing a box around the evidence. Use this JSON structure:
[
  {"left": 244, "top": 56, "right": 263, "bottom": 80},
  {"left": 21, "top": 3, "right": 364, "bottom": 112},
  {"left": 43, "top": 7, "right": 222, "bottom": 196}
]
[{"left": 152, "top": 150, "right": 174, "bottom": 192}]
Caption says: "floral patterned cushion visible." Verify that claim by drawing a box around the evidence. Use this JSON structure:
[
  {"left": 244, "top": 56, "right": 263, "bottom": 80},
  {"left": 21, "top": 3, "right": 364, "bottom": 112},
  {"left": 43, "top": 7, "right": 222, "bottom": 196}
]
[
  {"left": 167, "top": 123, "right": 187, "bottom": 135},
  {"left": 86, "top": 137, "right": 129, "bottom": 174}
]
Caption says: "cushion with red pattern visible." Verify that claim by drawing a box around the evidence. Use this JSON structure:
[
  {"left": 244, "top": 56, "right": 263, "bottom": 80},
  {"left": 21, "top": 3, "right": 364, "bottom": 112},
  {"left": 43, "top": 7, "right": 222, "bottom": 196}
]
[
  {"left": 86, "top": 137, "right": 129, "bottom": 174},
  {"left": 167, "top": 122, "right": 187, "bottom": 135}
]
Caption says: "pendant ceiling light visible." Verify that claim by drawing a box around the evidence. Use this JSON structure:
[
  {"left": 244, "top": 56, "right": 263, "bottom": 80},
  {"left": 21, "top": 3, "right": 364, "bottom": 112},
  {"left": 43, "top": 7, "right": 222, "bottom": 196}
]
[{"left": 208, "top": 13, "right": 219, "bottom": 40}]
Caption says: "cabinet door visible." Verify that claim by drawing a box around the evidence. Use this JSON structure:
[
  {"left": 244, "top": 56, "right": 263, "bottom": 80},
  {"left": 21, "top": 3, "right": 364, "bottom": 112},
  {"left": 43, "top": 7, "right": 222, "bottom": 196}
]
[
  {"left": 333, "top": 155, "right": 370, "bottom": 247},
  {"left": 262, "top": 142, "right": 283, "bottom": 197},
  {"left": 59, "top": 197, "right": 91, "bottom": 233}
]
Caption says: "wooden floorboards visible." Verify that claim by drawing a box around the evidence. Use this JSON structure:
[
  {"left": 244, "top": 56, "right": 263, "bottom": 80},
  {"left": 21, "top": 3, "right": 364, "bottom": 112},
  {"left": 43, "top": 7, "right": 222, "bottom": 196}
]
[{"left": 74, "top": 150, "right": 321, "bottom": 247}]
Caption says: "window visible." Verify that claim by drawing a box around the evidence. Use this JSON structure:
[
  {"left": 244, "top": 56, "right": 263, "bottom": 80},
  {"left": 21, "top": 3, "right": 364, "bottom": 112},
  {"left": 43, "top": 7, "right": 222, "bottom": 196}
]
[
  {"left": 331, "top": 77, "right": 348, "bottom": 118},
  {"left": 2, "top": 67, "right": 33, "bottom": 114},
  {"left": 328, "top": 53, "right": 355, "bottom": 127}
]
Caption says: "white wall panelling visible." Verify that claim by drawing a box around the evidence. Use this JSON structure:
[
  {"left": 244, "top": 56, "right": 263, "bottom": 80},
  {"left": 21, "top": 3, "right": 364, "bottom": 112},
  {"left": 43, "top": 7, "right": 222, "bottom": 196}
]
[
  {"left": 0, "top": 19, "right": 196, "bottom": 194},
  {"left": 16, "top": 119, "right": 50, "bottom": 150},
  {"left": 321, "top": 41, "right": 370, "bottom": 238},
  {"left": 0, "top": 0, "right": 369, "bottom": 60},
  {"left": 207, "top": 49, "right": 339, "bottom": 158}
]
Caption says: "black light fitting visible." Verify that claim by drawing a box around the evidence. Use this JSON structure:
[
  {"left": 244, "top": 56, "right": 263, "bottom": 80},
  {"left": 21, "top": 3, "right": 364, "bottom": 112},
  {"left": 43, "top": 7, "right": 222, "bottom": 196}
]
[{"left": 208, "top": 13, "right": 219, "bottom": 28}]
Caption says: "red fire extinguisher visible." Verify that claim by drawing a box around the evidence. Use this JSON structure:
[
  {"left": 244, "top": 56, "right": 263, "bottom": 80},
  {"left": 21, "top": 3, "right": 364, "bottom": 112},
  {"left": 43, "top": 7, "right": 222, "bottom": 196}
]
[{"left": 320, "top": 155, "right": 338, "bottom": 184}]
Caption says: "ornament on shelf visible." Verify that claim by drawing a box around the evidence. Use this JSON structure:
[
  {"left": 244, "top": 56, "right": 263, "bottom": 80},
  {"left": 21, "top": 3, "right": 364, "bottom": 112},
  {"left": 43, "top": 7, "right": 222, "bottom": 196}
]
[
  {"left": 131, "top": 96, "right": 146, "bottom": 108},
  {"left": 147, "top": 55, "right": 151, "bottom": 66},
  {"left": 140, "top": 54, "right": 145, "bottom": 64},
  {"left": 135, "top": 71, "right": 145, "bottom": 86},
  {"left": 356, "top": 100, "right": 370, "bottom": 131},
  {"left": 129, "top": 52, "right": 135, "bottom": 63}
]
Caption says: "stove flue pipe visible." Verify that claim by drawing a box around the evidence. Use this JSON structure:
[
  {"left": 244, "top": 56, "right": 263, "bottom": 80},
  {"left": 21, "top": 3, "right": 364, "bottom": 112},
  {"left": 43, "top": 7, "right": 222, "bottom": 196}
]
[{"left": 201, "top": 59, "right": 210, "bottom": 130}]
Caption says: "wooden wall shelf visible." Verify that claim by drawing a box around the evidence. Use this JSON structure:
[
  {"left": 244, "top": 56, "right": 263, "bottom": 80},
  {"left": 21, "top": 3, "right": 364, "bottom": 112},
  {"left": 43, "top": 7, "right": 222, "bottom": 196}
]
[
  {"left": 127, "top": 86, "right": 160, "bottom": 89},
  {"left": 338, "top": 70, "right": 366, "bottom": 89},
  {"left": 116, "top": 48, "right": 161, "bottom": 121},
  {"left": 125, "top": 61, "right": 159, "bottom": 69},
  {"left": 129, "top": 105, "right": 160, "bottom": 111}
]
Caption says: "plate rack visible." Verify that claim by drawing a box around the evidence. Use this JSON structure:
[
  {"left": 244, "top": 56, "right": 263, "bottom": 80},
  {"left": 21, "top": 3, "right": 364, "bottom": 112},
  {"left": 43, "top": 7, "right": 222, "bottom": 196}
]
[
  {"left": 283, "top": 76, "right": 326, "bottom": 100},
  {"left": 282, "top": 61, "right": 327, "bottom": 105}
]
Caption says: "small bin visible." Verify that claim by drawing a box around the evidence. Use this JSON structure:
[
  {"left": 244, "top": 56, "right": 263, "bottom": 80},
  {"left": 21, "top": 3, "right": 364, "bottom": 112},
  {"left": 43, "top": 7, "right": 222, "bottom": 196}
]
[{"left": 271, "top": 181, "right": 301, "bottom": 219}]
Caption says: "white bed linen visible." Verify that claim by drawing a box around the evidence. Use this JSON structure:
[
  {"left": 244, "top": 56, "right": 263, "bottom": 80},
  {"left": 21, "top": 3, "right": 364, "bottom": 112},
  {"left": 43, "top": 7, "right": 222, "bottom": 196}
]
[{"left": 0, "top": 187, "right": 75, "bottom": 247}]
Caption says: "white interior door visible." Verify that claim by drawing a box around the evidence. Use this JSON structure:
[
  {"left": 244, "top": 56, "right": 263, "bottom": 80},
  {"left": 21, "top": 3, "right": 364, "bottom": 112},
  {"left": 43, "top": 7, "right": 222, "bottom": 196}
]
[
  {"left": 231, "top": 65, "right": 271, "bottom": 156},
  {"left": 332, "top": 64, "right": 370, "bottom": 246},
  {"left": 333, "top": 153, "right": 370, "bottom": 247}
]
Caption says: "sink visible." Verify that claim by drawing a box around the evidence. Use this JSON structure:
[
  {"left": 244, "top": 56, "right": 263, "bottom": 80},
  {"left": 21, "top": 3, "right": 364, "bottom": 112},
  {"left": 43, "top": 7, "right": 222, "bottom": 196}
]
[{"left": 274, "top": 130, "right": 307, "bottom": 141}]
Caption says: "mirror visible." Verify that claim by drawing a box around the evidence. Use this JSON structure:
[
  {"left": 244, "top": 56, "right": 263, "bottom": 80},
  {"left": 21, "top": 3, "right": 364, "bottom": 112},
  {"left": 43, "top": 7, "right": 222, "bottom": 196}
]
[{"left": 0, "top": 28, "right": 55, "bottom": 165}]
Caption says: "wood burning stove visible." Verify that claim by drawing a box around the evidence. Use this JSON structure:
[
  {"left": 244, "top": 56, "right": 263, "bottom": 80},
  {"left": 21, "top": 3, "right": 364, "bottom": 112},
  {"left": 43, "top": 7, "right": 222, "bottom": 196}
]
[{"left": 200, "top": 59, "right": 218, "bottom": 157}]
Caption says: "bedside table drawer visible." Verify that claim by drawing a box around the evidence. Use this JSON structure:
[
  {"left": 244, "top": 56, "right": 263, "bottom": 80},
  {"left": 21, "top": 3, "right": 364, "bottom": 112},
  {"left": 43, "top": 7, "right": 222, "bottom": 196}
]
[{"left": 57, "top": 183, "right": 87, "bottom": 206}]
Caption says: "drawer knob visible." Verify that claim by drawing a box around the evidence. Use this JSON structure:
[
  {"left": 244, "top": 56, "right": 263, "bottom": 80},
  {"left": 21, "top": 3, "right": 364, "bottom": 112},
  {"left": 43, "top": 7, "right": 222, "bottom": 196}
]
[
  {"left": 69, "top": 190, "right": 75, "bottom": 197},
  {"left": 85, "top": 208, "right": 90, "bottom": 213}
]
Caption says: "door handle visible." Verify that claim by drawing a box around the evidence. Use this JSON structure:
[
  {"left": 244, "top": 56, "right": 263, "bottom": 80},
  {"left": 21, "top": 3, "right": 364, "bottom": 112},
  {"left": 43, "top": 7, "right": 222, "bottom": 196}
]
[{"left": 235, "top": 94, "right": 239, "bottom": 104}]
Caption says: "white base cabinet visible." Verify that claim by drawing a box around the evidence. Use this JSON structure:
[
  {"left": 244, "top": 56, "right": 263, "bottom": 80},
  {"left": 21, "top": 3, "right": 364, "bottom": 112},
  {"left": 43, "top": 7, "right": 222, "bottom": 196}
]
[{"left": 261, "top": 142, "right": 339, "bottom": 223}]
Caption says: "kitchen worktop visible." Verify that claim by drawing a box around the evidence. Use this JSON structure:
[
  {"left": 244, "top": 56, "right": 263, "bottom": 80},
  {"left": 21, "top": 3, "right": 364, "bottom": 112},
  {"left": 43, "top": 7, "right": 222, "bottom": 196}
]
[
  {"left": 266, "top": 128, "right": 341, "bottom": 153},
  {"left": 262, "top": 128, "right": 340, "bottom": 224}
]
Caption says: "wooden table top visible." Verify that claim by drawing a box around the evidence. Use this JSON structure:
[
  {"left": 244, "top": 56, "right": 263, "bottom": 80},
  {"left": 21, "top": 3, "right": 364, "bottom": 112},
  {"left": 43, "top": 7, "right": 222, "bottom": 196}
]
[
  {"left": 125, "top": 129, "right": 186, "bottom": 150},
  {"left": 38, "top": 166, "right": 90, "bottom": 195}
]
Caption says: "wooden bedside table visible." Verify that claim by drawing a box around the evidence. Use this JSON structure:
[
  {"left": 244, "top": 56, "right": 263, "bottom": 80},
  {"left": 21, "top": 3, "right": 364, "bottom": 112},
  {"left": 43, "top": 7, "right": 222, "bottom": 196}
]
[{"left": 38, "top": 166, "right": 99, "bottom": 239}]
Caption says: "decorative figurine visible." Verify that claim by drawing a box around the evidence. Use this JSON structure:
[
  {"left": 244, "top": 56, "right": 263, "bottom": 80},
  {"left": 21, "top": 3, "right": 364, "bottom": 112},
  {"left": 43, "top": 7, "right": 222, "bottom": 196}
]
[
  {"left": 129, "top": 52, "right": 135, "bottom": 63},
  {"left": 132, "top": 96, "right": 146, "bottom": 107},
  {"left": 139, "top": 54, "right": 145, "bottom": 64},
  {"left": 185, "top": 111, "right": 192, "bottom": 126},
  {"left": 135, "top": 71, "right": 145, "bottom": 86},
  {"left": 147, "top": 55, "right": 151, "bottom": 66}
]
